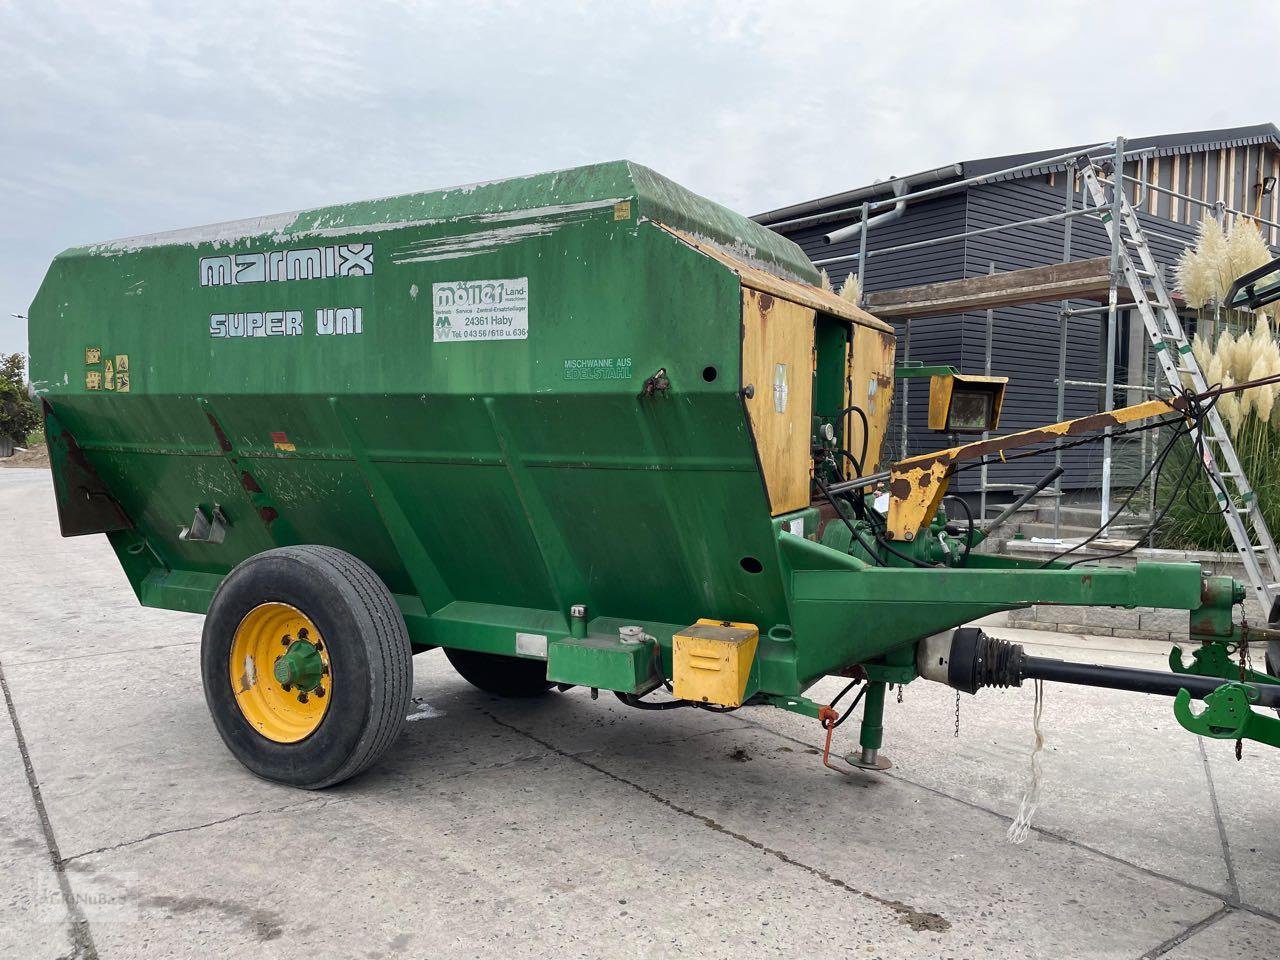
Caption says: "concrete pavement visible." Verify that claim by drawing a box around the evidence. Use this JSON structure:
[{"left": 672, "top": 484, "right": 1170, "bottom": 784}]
[{"left": 1, "top": 467, "right": 1277, "bottom": 959}]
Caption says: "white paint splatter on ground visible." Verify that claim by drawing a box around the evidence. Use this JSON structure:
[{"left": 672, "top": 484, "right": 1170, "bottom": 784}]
[{"left": 406, "top": 698, "right": 444, "bottom": 722}]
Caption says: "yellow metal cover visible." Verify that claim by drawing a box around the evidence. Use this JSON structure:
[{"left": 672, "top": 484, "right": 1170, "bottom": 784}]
[
  {"left": 672, "top": 619, "right": 759, "bottom": 707},
  {"left": 926, "top": 373, "right": 1007, "bottom": 432}
]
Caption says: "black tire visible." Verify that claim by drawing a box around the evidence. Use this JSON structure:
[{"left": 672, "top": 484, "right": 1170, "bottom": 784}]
[
  {"left": 201, "top": 545, "right": 412, "bottom": 789},
  {"left": 444, "top": 648, "right": 552, "bottom": 698}
]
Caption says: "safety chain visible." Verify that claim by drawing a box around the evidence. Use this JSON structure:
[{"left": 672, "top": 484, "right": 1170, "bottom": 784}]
[
  {"left": 954, "top": 690, "right": 961, "bottom": 738},
  {"left": 1237, "top": 618, "right": 1251, "bottom": 762}
]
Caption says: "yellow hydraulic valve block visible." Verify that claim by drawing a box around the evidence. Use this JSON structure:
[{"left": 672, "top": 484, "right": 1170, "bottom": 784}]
[{"left": 673, "top": 619, "right": 759, "bottom": 707}]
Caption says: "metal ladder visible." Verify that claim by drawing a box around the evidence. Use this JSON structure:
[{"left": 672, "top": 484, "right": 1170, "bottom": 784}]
[{"left": 1079, "top": 160, "right": 1280, "bottom": 618}]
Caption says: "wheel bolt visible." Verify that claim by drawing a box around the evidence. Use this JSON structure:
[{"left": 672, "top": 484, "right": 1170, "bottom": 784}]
[
  {"left": 298, "top": 628, "right": 309, "bottom": 639},
  {"left": 314, "top": 686, "right": 325, "bottom": 698},
  {"left": 314, "top": 640, "right": 324, "bottom": 652},
  {"left": 281, "top": 635, "right": 291, "bottom": 647},
  {"left": 297, "top": 692, "right": 309, "bottom": 704},
  {"left": 281, "top": 683, "right": 292, "bottom": 692}
]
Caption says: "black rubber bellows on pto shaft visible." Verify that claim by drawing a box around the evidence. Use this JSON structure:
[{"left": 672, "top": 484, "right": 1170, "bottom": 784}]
[{"left": 947, "top": 628, "right": 1026, "bottom": 695}]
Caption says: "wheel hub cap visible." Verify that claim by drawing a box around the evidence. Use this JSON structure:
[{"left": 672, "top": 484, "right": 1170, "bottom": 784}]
[
  {"left": 273, "top": 640, "right": 325, "bottom": 691},
  {"left": 229, "top": 603, "right": 332, "bottom": 743}
]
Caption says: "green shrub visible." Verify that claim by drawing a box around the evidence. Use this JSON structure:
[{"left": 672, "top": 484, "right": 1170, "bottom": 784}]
[
  {"left": 0, "top": 353, "right": 40, "bottom": 446},
  {"left": 1157, "top": 419, "right": 1280, "bottom": 551}
]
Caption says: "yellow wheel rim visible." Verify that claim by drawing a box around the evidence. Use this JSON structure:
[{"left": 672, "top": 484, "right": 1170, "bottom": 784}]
[{"left": 229, "top": 602, "right": 332, "bottom": 743}]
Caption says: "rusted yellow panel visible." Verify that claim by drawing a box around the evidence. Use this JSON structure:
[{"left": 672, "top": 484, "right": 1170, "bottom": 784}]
[
  {"left": 848, "top": 324, "right": 895, "bottom": 473},
  {"left": 926, "top": 373, "right": 1007, "bottom": 432},
  {"left": 927, "top": 375, "right": 954, "bottom": 431},
  {"left": 885, "top": 459, "right": 951, "bottom": 541},
  {"left": 672, "top": 619, "right": 759, "bottom": 707},
  {"left": 741, "top": 288, "right": 815, "bottom": 515}
]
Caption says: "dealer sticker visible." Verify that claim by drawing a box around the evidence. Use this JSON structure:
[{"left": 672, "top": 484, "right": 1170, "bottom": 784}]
[{"left": 432, "top": 277, "right": 528, "bottom": 342}]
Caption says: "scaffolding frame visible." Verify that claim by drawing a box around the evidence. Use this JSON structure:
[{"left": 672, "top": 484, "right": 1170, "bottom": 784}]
[{"left": 819, "top": 136, "right": 1280, "bottom": 540}]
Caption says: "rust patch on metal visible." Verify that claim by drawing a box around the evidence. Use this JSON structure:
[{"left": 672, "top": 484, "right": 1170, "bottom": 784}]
[
  {"left": 757, "top": 293, "right": 775, "bottom": 313},
  {"left": 201, "top": 406, "right": 286, "bottom": 535},
  {"left": 1189, "top": 612, "right": 1217, "bottom": 636},
  {"left": 888, "top": 476, "right": 913, "bottom": 499},
  {"left": 205, "top": 412, "right": 234, "bottom": 453},
  {"left": 237, "top": 655, "right": 257, "bottom": 694}
]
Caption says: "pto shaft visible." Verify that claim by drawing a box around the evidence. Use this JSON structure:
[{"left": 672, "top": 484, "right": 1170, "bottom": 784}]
[
  {"left": 1021, "top": 655, "right": 1280, "bottom": 705},
  {"left": 917, "top": 627, "right": 1280, "bottom": 708}
]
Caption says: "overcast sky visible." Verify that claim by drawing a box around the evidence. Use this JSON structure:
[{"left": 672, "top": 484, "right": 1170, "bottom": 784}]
[{"left": 2, "top": 0, "right": 1277, "bottom": 359}]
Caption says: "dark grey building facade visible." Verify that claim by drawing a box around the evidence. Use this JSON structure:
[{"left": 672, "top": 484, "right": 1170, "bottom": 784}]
[{"left": 755, "top": 124, "right": 1280, "bottom": 493}]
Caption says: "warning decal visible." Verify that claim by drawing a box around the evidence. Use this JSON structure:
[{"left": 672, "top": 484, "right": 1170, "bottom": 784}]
[{"left": 432, "top": 277, "right": 528, "bottom": 342}]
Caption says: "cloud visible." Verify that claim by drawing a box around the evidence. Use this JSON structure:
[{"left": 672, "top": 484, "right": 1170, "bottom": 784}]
[{"left": 3, "top": 0, "right": 1279, "bottom": 357}]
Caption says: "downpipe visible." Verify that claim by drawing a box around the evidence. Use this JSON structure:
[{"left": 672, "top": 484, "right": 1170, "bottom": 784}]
[
  {"left": 824, "top": 178, "right": 910, "bottom": 245},
  {"left": 916, "top": 627, "right": 1280, "bottom": 709}
]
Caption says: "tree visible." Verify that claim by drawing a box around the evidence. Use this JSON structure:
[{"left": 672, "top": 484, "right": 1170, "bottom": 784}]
[{"left": 0, "top": 353, "right": 40, "bottom": 445}]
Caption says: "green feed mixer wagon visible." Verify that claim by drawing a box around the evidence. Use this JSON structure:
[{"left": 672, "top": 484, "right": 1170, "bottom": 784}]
[{"left": 28, "top": 160, "right": 1280, "bottom": 788}]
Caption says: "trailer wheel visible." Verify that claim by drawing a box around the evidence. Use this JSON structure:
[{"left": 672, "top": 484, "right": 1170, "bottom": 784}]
[
  {"left": 444, "top": 648, "right": 552, "bottom": 697},
  {"left": 202, "top": 545, "right": 412, "bottom": 789}
]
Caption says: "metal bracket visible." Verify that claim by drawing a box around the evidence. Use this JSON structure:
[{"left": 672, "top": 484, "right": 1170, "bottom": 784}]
[
  {"left": 1173, "top": 682, "right": 1280, "bottom": 748},
  {"left": 179, "top": 504, "right": 228, "bottom": 544},
  {"left": 1170, "top": 643, "right": 1279, "bottom": 686}
]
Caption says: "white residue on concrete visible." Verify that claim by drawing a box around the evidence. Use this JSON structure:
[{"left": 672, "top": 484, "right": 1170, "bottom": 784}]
[{"left": 406, "top": 698, "right": 445, "bottom": 722}]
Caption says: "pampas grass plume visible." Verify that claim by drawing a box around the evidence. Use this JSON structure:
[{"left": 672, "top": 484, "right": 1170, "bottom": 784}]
[{"left": 838, "top": 272, "right": 861, "bottom": 304}]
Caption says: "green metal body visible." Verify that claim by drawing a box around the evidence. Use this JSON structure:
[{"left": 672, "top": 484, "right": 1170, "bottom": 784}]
[{"left": 28, "top": 160, "right": 1258, "bottom": 744}]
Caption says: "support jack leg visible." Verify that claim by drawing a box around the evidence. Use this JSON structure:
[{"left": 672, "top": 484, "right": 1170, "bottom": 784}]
[{"left": 845, "top": 680, "right": 893, "bottom": 771}]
